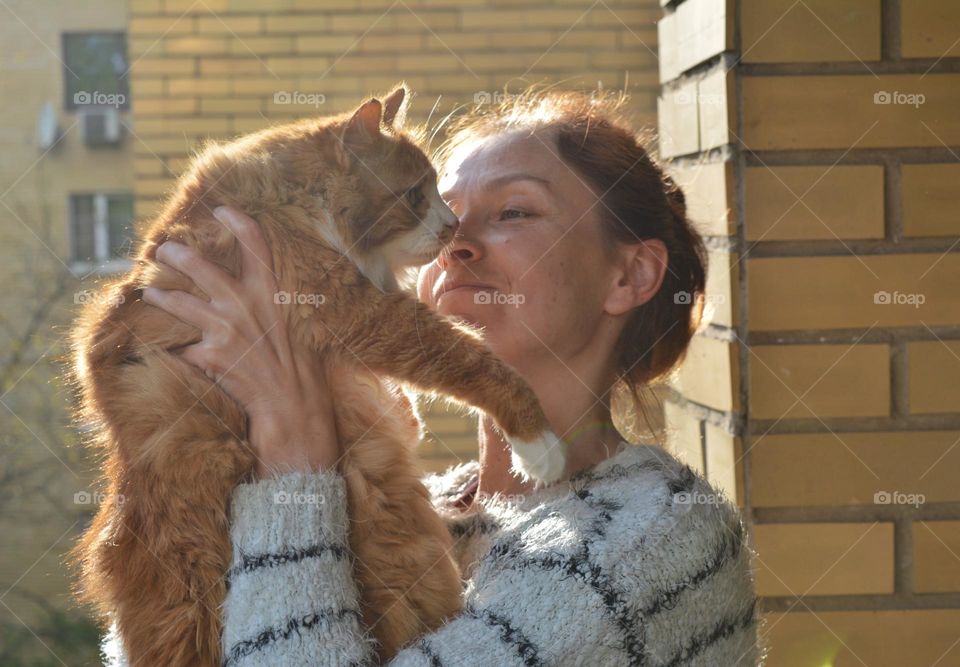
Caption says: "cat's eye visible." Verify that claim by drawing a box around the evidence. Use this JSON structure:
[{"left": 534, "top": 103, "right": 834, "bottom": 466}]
[{"left": 405, "top": 186, "right": 425, "bottom": 208}]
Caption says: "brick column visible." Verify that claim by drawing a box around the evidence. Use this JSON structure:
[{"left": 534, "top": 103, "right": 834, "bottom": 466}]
[{"left": 658, "top": 0, "right": 960, "bottom": 662}]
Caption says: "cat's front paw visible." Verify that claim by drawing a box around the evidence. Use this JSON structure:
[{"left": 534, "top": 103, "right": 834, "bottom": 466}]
[{"left": 508, "top": 431, "right": 568, "bottom": 485}]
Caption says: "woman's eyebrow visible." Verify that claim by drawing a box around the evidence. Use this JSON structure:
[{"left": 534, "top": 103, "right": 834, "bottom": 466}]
[{"left": 485, "top": 172, "right": 553, "bottom": 192}]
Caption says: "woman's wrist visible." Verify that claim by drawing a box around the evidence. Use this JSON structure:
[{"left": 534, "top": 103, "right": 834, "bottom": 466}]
[{"left": 250, "top": 412, "right": 340, "bottom": 477}]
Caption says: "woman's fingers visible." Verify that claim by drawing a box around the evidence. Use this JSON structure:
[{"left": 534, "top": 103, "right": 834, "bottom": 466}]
[
  {"left": 142, "top": 286, "right": 213, "bottom": 329},
  {"left": 155, "top": 240, "right": 235, "bottom": 300},
  {"left": 213, "top": 206, "right": 276, "bottom": 286}
]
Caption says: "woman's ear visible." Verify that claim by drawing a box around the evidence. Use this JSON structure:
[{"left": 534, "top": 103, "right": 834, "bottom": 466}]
[{"left": 603, "top": 239, "right": 669, "bottom": 316}]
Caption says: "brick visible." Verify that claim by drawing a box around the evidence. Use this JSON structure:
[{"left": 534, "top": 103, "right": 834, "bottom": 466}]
[
  {"left": 704, "top": 422, "right": 741, "bottom": 505},
  {"left": 134, "top": 157, "right": 166, "bottom": 177},
  {"left": 195, "top": 16, "right": 262, "bottom": 34},
  {"left": 296, "top": 35, "right": 361, "bottom": 54},
  {"left": 130, "top": 78, "right": 164, "bottom": 97},
  {"left": 164, "top": 36, "right": 229, "bottom": 56},
  {"left": 749, "top": 431, "right": 960, "bottom": 507},
  {"left": 395, "top": 54, "right": 462, "bottom": 73},
  {"left": 697, "top": 68, "right": 732, "bottom": 151},
  {"left": 129, "top": 16, "right": 194, "bottom": 35},
  {"left": 424, "top": 31, "right": 490, "bottom": 51},
  {"left": 747, "top": 255, "right": 960, "bottom": 330},
  {"left": 198, "top": 58, "right": 265, "bottom": 76},
  {"left": 658, "top": 80, "right": 699, "bottom": 158},
  {"left": 166, "top": 78, "right": 231, "bottom": 96},
  {"left": 753, "top": 522, "right": 893, "bottom": 596},
  {"left": 741, "top": 0, "right": 881, "bottom": 63},
  {"left": 703, "top": 249, "right": 737, "bottom": 328},
  {"left": 138, "top": 177, "right": 176, "bottom": 197},
  {"left": 763, "top": 610, "right": 960, "bottom": 665},
  {"left": 265, "top": 15, "right": 330, "bottom": 33},
  {"left": 745, "top": 165, "right": 885, "bottom": 240},
  {"left": 913, "top": 521, "right": 960, "bottom": 593},
  {"left": 749, "top": 344, "right": 889, "bottom": 419},
  {"left": 663, "top": 400, "right": 704, "bottom": 474},
  {"left": 591, "top": 51, "right": 656, "bottom": 70},
  {"left": 742, "top": 74, "right": 960, "bottom": 150},
  {"left": 902, "top": 163, "right": 960, "bottom": 237},
  {"left": 666, "top": 160, "right": 734, "bottom": 237},
  {"left": 909, "top": 340, "right": 960, "bottom": 414},
  {"left": 657, "top": 11, "right": 678, "bottom": 82},
  {"left": 134, "top": 117, "right": 233, "bottom": 136},
  {"left": 129, "top": 0, "right": 162, "bottom": 12},
  {"left": 129, "top": 58, "right": 195, "bottom": 76},
  {"left": 133, "top": 97, "right": 196, "bottom": 115},
  {"left": 658, "top": 0, "right": 732, "bottom": 82},
  {"left": 265, "top": 57, "right": 333, "bottom": 76},
  {"left": 359, "top": 34, "right": 423, "bottom": 52},
  {"left": 902, "top": 0, "right": 960, "bottom": 59},
  {"left": 200, "top": 98, "right": 262, "bottom": 114},
  {"left": 230, "top": 36, "right": 294, "bottom": 55},
  {"left": 163, "top": 0, "right": 229, "bottom": 11},
  {"left": 231, "top": 78, "right": 298, "bottom": 95},
  {"left": 134, "top": 198, "right": 161, "bottom": 220},
  {"left": 670, "top": 335, "right": 739, "bottom": 412},
  {"left": 586, "top": 7, "right": 661, "bottom": 29}
]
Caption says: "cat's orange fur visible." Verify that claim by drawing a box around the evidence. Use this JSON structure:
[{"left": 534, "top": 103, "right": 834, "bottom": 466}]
[{"left": 68, "top": 84, "right": 564, "bottom": 666}]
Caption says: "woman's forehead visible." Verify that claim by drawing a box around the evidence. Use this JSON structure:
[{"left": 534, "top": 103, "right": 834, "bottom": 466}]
[{"left": 439, "top": 131, "right": 566, "bottom": 196}]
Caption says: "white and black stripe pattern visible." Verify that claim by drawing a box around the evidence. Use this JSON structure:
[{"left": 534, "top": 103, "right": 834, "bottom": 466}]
[{"left": 100, "top": 444, "right": 762, "bottom": 667}]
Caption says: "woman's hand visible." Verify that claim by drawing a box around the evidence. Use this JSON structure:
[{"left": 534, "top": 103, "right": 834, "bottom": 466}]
[{"left": 141, "top": 206, "right": 340, "bottom": 478}]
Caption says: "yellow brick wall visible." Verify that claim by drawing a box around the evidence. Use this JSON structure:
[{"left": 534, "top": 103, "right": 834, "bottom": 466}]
[
  {"left": 126, "top": 0, "right": 662, "bottom": 472},
  {"left": 658, "top": 0, "right": 960, "bottom": 663}
]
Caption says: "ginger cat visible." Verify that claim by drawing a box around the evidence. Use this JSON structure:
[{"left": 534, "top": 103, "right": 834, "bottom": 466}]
[{"left": 69, "top": 83, "right": 567, "bottom": 666}]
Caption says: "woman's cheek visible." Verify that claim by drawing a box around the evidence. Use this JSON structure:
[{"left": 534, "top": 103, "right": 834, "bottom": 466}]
[{"left": 416, "top": 261, "right": 441, "bottom": 308}]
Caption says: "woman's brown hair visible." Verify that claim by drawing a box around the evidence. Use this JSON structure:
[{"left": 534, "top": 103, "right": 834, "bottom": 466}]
[{"left": 432, "top": 86, "right": 707, "bottom": 428}]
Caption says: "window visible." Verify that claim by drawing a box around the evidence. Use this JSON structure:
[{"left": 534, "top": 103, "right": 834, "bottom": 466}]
[
  {"left": 62, "top": 32, "right": 129, "bottom": 110},
  {"left": 69, "top": 193, "right": 134, "bottom": 270}
]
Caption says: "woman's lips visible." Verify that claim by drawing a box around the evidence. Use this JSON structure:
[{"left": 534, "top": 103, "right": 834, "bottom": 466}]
[{"left": 436, "top": 284, "right": 491, "bottom": 301}]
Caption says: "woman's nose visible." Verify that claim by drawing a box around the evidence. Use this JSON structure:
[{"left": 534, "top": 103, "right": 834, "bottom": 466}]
[{"left": 437, "top": 223, "right": 481, "bottom": 269}]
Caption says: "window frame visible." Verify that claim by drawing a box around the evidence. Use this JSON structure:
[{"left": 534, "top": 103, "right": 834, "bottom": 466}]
[
  {"left": 68, "top": 192, "right": 135, "bottom": 274},
  {"left": 62, "top": 31, "right": 130, "bottom": 112}
]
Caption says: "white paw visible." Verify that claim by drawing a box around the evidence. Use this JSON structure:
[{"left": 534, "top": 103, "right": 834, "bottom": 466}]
[{"left": 508, "top": 431, "right": 568, "bottom": 485}]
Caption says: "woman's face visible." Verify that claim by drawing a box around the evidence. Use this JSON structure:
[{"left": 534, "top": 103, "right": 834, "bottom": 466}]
[{"left": 416, "top": 130, "right": 632, "bottom": 373}]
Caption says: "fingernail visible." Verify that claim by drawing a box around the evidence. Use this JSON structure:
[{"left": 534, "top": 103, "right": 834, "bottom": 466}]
[
  {"left": 142, "top": 287, "right": 155, "bottom": 302},
  {"left": 213, "top": 206, "right": 231, "bottom": 224}
]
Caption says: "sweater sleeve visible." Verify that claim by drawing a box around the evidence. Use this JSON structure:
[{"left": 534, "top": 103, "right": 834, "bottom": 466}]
[{"left": 219, "top": 470, "right": 375, "bottom": 667}]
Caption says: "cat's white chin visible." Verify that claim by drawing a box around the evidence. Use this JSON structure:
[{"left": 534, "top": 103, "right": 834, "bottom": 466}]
[{"left": 508, "top": 431, "right": 568, "bottom": 486}]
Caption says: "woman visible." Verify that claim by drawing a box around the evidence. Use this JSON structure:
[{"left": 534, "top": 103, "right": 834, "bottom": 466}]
[{"left": 106, "top": 89, "right": 762, "bottom": 665}]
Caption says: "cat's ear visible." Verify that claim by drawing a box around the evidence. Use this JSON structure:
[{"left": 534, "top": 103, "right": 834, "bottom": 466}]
[
  {"left": 345, "top": 97, "right": 383, "bottom": 143},
  {"left": 381, "top": 83, "right": 409, "bottom": 129}
]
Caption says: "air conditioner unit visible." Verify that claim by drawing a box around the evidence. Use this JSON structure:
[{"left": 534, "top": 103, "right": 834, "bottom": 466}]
[{"left": 80, "top": 107, "right": 123, "bottom": 147}]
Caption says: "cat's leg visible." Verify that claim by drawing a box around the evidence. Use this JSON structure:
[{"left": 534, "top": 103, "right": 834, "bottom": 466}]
[{"left": 335, "top": 291, "right": 568, "bottom": 484}]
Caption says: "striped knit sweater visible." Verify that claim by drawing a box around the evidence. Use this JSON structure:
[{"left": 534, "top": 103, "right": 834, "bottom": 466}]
[{"left": 101, "top": 442, "right": 764, "bottom": 666}]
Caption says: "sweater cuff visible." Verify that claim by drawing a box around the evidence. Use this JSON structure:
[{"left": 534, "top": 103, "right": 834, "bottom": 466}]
[{"left": 229, "top": 469, "right": 349, "bottom": 557}]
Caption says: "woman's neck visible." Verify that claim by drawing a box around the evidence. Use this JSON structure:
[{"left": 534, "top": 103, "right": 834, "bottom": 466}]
[{"left": 474, "top": 397, "right": 624, "bottom": 501}]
